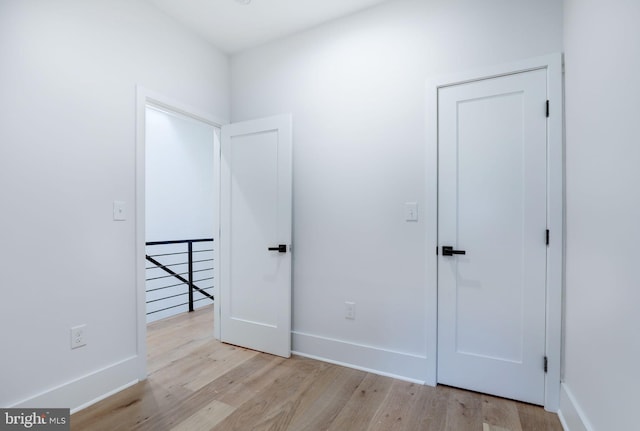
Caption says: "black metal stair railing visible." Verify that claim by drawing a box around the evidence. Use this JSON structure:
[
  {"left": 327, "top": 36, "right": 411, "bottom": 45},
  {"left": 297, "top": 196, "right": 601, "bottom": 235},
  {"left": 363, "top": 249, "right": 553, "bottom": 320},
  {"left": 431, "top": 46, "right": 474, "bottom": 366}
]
[{"left": 145, "top": 238, "right": 214, "bottom": 316}]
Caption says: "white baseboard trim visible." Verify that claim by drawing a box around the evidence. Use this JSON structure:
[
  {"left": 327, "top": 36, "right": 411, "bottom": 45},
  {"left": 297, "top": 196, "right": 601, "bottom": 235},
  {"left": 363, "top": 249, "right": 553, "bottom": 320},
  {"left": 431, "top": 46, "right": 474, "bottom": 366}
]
[
  {"left": 558, "top": 383, "right": 594, "bottom": 431},
  {"left": 11, "top": 356, "right": 140, "bottom": 413},
  {"left": 292, "top": 331, "right": 427, "bottom": 384},
  {"left": 70, "top": 379, "right": 139, "bottom": 414},
  {"left": 558, "top": 409, "right": 570, "bottom": 431}
]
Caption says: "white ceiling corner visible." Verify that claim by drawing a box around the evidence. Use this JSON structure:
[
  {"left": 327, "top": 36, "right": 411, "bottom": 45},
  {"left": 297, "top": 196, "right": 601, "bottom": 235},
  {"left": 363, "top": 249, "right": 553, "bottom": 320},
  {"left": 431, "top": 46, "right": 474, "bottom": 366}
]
[{"left": 145, "top": 0, "right": 392, "bottom": 53}]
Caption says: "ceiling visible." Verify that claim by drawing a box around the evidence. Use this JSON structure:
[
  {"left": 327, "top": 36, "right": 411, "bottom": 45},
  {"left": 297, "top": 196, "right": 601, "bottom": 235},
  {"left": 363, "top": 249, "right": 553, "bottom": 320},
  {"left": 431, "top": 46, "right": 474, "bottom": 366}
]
[{"left": 145, "top": 0, "right": 392, "bottom": 53}]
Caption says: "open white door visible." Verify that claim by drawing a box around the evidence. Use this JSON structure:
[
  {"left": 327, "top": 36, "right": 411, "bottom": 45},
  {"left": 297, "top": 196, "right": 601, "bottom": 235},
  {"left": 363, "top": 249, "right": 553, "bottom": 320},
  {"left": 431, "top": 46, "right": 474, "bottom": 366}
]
[{"left": 220, "top": 115, "right": 292, "bottom": 358}]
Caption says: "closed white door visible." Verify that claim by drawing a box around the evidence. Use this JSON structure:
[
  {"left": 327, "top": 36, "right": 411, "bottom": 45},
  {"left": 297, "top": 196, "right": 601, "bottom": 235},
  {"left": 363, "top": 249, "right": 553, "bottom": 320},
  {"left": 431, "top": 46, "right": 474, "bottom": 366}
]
[
  {"left": 220, "top": 115, "right": 292, "bottom": 358},
  {"left": 437, "top": 69, "right": 548, "bottom": 404}
]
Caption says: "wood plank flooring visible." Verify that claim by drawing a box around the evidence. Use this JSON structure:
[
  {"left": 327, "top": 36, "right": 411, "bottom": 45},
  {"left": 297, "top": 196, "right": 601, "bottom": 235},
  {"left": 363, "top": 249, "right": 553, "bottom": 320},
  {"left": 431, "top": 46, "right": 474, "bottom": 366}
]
[{"left": 71, "top": 306, "right": 563, "bottom": 430}]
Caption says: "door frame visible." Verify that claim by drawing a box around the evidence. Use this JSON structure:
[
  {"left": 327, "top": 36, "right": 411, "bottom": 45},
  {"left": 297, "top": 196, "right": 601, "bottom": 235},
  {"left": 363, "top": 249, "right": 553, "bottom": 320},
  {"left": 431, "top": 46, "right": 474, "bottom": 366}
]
[
  {"left": 135, "top": 86, "right": 226, "bottom": 380},
  {"left": 425, "top": 53, "right": 564, "bottom": 411}
]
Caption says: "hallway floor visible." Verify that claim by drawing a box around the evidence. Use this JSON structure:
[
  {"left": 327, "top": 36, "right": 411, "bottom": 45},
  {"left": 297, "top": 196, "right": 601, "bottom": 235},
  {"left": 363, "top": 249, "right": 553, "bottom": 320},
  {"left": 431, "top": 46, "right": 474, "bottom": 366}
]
[{"left": 71, "top": 306, "right": 563, "bottom": 430}]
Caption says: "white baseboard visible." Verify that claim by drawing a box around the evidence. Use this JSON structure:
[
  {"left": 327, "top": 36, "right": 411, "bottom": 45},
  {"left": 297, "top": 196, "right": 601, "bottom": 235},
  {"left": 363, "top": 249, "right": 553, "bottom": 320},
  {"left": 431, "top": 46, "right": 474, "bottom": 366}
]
[
  {"left": 558, "top": 383, "right": 594, "bottom": 431},
  {"left": 292, "top": 331, "right": 428, "bottom": 383},
  {"left": 11, "top": 356, "right": 140, "bottom": 413}
]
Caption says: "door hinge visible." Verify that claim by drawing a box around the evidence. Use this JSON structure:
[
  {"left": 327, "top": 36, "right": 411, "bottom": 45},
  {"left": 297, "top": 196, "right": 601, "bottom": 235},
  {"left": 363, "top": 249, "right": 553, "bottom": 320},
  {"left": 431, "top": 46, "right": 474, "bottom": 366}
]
[
  {"left": 546, "top": 100, "right": 550, "bottom": 118},
  {"left": 546, "top": 229, "right": 550, "bottom": 246},
  {"left": 436, "top": 246, "right": 439, "bottom": 256},
  {"left": 544, "top": 356, "right": 548, "bottom": 373}
]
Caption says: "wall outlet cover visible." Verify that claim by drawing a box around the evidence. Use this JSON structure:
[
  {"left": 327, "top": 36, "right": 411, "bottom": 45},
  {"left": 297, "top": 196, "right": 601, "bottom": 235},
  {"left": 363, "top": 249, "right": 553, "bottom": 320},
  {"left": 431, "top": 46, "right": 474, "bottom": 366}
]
[{"left": 70, "top": 324, "right": 87, "bottom": 349}]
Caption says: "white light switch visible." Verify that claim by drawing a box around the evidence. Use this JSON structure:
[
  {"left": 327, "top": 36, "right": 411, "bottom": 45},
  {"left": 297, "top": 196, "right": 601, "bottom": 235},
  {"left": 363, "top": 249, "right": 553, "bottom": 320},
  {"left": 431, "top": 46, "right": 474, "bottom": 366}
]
[
  {"left": 405, "top": 202, "right": 418, "bottom": 221},
  {"left": 113, "top": 201, "right": 126, "bottom": 221}
]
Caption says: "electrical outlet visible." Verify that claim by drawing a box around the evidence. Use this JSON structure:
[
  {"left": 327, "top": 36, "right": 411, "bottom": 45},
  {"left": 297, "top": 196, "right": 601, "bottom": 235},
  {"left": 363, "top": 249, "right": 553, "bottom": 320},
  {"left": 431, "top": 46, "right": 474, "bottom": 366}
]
[
  {"left": 345, "top": 301, "right": 356, "bottom": 320},
  {"left": 71, "top": 325, "right": 87, "bottom": 349}
]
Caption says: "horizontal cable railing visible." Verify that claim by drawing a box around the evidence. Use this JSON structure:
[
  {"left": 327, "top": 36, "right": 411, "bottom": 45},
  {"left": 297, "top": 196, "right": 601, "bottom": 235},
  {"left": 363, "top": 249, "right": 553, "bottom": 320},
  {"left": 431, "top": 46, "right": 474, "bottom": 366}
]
[{"left": 145, "top": 238, "right": 214, "bottom": 317}]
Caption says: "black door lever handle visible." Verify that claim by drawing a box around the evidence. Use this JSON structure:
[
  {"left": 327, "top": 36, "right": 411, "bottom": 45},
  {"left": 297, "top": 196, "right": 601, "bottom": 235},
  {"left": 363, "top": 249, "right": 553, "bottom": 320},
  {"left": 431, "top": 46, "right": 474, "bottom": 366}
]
[
  {"left": 442, "top": 246, "right": 466, "bottom": 256},
  {"left": 268, "top": 244, "right": 287, "bottom": 253}
]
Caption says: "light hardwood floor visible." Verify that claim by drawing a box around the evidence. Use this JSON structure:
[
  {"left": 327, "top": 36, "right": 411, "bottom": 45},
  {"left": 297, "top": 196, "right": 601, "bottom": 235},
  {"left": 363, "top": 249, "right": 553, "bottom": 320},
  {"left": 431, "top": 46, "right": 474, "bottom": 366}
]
[{"left": 71, "top": 306, "right": 563, "bottom": 430}]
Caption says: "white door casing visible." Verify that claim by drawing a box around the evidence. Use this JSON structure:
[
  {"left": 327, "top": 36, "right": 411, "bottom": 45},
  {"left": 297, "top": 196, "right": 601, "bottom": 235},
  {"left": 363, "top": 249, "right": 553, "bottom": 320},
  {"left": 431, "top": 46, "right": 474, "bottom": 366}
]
[
  {"left": 437, "top": 69, "right": 548, "bottom": 404},
  {"left": 220, "top": 115, "right": 292, "bottom": 358},
  {"left": 426, "top": 55, "right": 564, "bottom": 411}
]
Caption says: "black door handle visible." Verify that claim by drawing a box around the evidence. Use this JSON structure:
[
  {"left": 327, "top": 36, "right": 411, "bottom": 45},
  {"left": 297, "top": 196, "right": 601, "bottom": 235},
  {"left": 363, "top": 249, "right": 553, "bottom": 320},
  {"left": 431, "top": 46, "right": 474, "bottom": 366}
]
[
  {"left": 442, "top": 246, "right": 466, "bottom": 256},
  {"left": 268, "top": 244, "right": 287, "bottom": 253}
]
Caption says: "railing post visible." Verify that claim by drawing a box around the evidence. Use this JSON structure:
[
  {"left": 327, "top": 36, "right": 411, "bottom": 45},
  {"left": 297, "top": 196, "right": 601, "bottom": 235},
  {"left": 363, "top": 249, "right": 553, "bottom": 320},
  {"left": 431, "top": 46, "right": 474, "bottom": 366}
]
[{"left": 188, "top": 241, "right": 194, "bottom": 312}]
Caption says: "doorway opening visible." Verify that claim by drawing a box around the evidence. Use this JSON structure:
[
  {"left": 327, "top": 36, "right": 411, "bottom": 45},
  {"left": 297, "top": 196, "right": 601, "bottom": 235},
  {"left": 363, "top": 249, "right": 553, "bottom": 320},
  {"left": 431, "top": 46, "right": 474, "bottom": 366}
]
[
  {"left": 144, "top": 104, "right": 219, "bottom": 324},
  {"left": 135, "top": 88, "right": 223, "bottom": 379}
]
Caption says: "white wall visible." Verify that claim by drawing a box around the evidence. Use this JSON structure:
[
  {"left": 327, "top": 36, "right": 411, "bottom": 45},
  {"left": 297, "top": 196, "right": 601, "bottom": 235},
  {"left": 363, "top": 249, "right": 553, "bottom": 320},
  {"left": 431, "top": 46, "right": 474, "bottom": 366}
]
[
  {"left": 146, "top": 107, "right": 217, "bottom": 242},
  {"left": 145, "top": 107, "right": 217, "bottom": 322},
  {"left": 231, "top": 0, "right": 563, "bottom": 381},
  {"left": 561, "top": 1, "right": 640, "bottom": 430},
  {"left": 0, "top": 0, "right": 228, "bottom": 409}
]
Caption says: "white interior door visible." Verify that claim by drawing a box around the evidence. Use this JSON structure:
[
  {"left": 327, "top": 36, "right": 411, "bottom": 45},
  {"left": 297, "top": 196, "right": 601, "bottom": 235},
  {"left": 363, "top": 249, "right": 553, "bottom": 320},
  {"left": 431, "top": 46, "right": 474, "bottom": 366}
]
[
  {"left": 437, "top": 69, "right": 548, "bottom": 404},
  {"left": 220, "top": 114, "right": 292, "bottom": 358}
]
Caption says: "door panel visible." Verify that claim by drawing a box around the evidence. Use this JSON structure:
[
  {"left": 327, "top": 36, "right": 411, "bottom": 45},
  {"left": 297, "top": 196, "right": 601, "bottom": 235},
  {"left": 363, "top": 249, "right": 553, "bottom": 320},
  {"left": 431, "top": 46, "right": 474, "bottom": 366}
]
[
  {"left": 220, "top": 115, "right": 292, "bottom": 358},
  {"left": 437, "top": 69, "right": 547, "bottom": 404}
]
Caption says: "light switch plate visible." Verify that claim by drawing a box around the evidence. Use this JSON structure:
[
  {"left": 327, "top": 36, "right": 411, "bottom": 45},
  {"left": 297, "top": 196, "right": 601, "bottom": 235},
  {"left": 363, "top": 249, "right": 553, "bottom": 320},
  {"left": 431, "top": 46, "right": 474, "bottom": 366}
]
[
  {"left": 113, "top": 201, "right": 126, "bottom": 221},
  {"left": 405, "top": 202, "right": 418, "bottom": 221}
]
